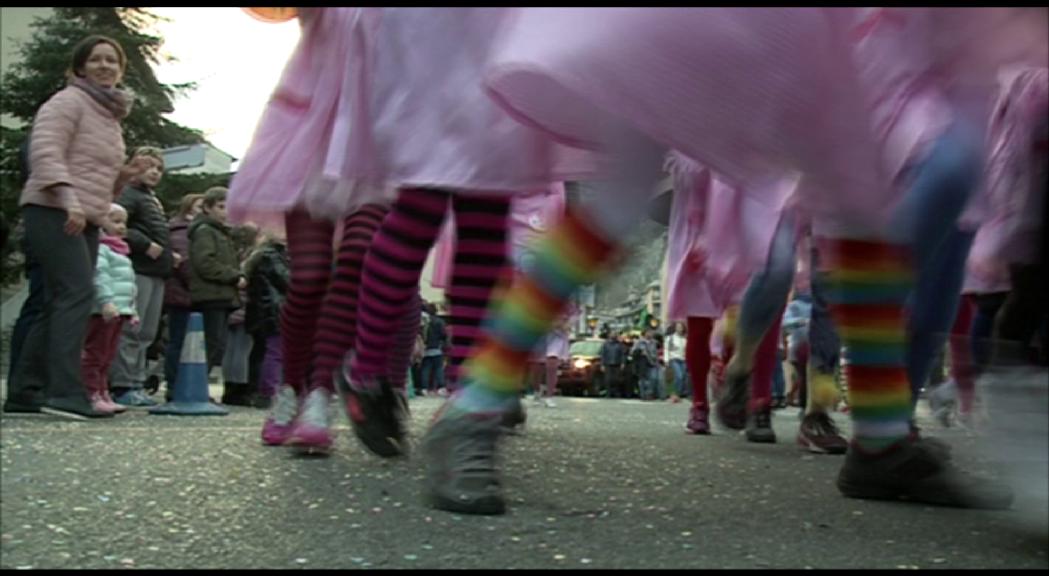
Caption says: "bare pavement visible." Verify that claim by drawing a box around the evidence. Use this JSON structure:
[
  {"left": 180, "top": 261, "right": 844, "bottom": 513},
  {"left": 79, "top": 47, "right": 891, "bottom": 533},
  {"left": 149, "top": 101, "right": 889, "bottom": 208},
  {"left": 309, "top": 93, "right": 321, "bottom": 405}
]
[{"left": 2, "top": 390, "right": 1047, "bottom": 570}]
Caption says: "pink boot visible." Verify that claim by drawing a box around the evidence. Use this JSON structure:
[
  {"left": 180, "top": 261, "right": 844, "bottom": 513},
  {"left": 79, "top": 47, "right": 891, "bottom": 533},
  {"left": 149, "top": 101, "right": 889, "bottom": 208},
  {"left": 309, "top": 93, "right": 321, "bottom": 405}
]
[
  {"left": 90, "top": 392, "right": 117, "bottom": 415},
  {"left": 101, "top": 390, "right": 128, "bottom": 413},
  {"left": 685, "top": 403, "right": 711, "bottom": 435}
]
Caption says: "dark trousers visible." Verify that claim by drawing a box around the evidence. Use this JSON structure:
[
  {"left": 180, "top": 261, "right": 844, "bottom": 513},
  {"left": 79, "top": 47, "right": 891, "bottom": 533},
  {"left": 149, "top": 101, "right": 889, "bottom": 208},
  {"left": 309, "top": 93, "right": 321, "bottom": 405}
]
[
  {"left": 995, "top": 263, "right": 1048, "bottom": 363},
  {"left": 410, "top": 362, "right": 423, "bottom": 396},
  {"left": 601, "top": 365, "right": 623, "bottom": 397},
  {"left": 971, "top": 293, "right": 1007, "bottom": 371},
  {"left": 6, "top": 245, "right": 45, "bottom": 386},
  {"left": 164, "top": 307, "right": 191, "bottom": 390},
  {"left": 420, "top": 355, "right": 446, "bottom": 392},
  {"left": 197, "top": 305, "right": 232, "bottom": 373},
  {"left": 12, "top": 206, "right": 99, "bottom": 404}
]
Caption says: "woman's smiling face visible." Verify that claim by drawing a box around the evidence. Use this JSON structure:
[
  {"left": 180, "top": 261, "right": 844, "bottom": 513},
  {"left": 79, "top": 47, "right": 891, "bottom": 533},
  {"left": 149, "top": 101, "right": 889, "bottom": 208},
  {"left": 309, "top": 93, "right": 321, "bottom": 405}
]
[{"left": 80, "top": 42, "right": 123, "bottom": 88}]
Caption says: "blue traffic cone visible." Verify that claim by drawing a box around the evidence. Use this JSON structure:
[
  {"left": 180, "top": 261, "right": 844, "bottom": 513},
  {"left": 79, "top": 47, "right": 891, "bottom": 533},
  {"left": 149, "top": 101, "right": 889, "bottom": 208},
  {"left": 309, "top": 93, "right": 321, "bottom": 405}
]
[{"left": 150, "top": 312, "right": 228, "bottom": 416}]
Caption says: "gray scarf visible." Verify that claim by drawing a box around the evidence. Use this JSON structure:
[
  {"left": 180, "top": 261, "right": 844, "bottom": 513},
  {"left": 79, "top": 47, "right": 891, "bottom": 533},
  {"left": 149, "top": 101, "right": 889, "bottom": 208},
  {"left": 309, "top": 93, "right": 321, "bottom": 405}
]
[{"left": 70, "top": 76, "right": 132, "bottom": 119}]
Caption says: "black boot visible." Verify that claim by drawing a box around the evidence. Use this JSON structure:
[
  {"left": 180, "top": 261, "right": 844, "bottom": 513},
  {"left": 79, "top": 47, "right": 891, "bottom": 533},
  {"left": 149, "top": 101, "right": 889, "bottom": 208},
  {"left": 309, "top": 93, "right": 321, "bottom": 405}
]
[{"left": 221, "top": 383, "right": 255, "bottom": 407}]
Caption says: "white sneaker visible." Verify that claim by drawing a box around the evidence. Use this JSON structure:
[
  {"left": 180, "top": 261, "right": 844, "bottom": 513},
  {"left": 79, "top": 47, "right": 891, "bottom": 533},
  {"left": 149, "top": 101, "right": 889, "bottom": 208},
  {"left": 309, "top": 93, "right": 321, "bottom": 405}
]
[
  {"left": 929, "top": 379, "right": 958, "bottom": 427},
  {"left": 287, "top": 388, "right": 334, "bottom": 453},
  {"left": 261, "top": 385, "right": 300, "bottom": 446},
  {"left": 543, "top": 397, "right": 557, "bottom": 408}
]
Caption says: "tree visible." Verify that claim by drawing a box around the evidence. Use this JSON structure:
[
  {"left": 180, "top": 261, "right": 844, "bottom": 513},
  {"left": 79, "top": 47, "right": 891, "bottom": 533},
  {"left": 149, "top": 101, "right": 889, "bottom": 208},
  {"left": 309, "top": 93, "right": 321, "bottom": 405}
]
[
  {"left": 1, "top": 8, "right": 208, "bottom": 285},
  {"left": 1, "top": 8, "right": 204, "bottom": 147}
]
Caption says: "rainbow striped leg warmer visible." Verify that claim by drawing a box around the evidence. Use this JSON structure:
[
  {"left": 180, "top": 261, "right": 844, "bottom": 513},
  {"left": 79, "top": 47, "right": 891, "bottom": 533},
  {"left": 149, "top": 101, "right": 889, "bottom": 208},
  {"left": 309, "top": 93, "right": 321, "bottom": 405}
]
[
  {"left": 450, "top": 210, "right": 618, "bottom": 415},
  {"left": 818, "top": 238, "right": 914, "bottom": 454}
]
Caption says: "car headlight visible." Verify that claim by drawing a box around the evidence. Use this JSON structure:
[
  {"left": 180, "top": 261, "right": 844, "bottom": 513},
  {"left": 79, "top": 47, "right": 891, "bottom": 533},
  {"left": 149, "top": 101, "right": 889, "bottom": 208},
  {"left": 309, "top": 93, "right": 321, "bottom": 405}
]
[{"left": 573, "top": 359, "right": 590, "bottom": 370}]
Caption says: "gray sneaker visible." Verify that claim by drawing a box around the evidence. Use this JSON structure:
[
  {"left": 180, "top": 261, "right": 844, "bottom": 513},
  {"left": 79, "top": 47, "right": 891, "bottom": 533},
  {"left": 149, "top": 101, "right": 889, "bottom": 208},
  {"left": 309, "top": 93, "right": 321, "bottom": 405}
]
[
  {"left": 422, "top": 407, "right": 506, "bottom": 515},
  {"left": 837, "top": 439, "right": 1013, "bottom": 509},
  {"left": 909, "top": 421, "right": 952, "bottom": 461},
  {"left": 715, "top": 369, "right": 750, "bottom": 431},
  {"left": 501, "top": 399, "right": 527, "bottom": 434}
]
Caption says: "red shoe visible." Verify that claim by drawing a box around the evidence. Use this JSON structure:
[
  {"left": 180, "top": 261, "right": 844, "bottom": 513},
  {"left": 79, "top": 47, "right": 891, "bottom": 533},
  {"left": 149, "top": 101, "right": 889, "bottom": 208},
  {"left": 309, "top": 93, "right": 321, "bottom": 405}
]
[
  {"left": 100, "top": 391, "right": 128, "bottom": 413},
  {"left": 685, "top": 404, "right": 711, "bottom": 435},
  {"left": 797, "top": 412, "right": 847, "bottom": 454},
  {"left": 89, "top": 393, "right": 117, "bottom": 415}
]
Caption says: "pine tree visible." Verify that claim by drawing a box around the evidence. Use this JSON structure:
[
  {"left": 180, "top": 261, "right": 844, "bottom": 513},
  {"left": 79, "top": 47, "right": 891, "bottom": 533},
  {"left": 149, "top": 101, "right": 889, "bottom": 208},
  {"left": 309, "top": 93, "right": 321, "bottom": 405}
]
[
  {"left": 0, "top": 8, "right": 207, "bottom": 283},
  {"left": 1, "top": 7, "right": 204, "bottom": 148}
]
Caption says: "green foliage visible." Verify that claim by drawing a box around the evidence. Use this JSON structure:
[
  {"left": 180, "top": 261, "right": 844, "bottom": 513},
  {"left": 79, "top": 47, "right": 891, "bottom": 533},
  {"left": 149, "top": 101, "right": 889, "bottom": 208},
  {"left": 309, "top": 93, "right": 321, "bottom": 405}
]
[
  {"left": 1, "top": 8, "right": 211, "bottom": 285},
  {"left": 1, "top": 8, "right": 203, "bottom": 148}
]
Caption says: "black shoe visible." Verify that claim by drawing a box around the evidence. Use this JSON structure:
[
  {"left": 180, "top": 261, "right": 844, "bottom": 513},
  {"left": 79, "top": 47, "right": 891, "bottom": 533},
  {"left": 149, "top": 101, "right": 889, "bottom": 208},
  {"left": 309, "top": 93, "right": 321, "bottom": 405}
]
[
  {"left": 221, "top": 384, "right": 256, "bottom": 407},
  {"left": 40, "top": 397, "right": 114, "bottom": 421},
  {"left": 745, "top": 406, "right": 777, "bottom": 443},
  {"left": 797, "top": 411, "right": 848, "bottom": 454},
  {"left": 334, "top": 355, "right": 408, "bottom": 458},
  {"left": 144, "top": 374, "right": 161, "bottom": 395},
  {"left": 250, "top": 393, "right": 273, "bottom": 410},
  {"left": 837, "top": 438, "right": 1012, "bottom": 509},
  {"left": 715, "top": 369, "right": 750, "bottom": 430},
  {"left": 909, "top": 420, "right": 952, "bottom": 461},
  {"left": 3, "top": 398, "right": 43, "bottom": 414},
  {"left": 501, "top": 400, "right": 527, "bottom": 434}
]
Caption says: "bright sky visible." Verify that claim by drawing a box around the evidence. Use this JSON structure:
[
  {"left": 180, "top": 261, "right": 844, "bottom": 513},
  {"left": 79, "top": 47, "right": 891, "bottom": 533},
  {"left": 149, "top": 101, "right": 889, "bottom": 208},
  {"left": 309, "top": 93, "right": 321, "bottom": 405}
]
[{"left": 148, "top": 8, "right": 301, "bottom": 166}]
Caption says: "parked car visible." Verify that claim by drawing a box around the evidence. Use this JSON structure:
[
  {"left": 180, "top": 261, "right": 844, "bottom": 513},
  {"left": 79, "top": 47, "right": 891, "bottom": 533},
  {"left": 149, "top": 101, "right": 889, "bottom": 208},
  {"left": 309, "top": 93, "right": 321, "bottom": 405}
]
[{"left": 558, "top": 338, "right": 604, "bottom": 396}]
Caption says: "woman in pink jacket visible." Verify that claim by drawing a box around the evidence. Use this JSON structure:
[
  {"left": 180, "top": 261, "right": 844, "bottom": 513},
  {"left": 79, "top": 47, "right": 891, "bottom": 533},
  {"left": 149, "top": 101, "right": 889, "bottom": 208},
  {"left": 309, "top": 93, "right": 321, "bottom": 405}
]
[{"left": 12, "top": 35, "right": 150, "bottom": 421}]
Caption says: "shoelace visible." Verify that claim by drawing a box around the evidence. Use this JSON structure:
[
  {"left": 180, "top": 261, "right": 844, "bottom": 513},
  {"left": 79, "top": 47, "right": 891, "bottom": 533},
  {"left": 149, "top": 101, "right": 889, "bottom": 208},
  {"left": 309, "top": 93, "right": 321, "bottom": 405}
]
[{"left": 271, "top": 387, "right": 299, "bottom": 425}]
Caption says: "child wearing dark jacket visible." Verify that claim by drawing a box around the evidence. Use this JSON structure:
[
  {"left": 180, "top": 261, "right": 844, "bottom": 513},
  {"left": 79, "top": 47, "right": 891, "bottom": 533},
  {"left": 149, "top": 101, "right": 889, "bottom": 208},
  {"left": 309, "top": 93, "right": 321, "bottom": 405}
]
[
  {"left": 189, "top": 187, "right": 247, "bottom": 393},
  {"left": 245, "top": 232, "right": 290, "bottom": 404}
]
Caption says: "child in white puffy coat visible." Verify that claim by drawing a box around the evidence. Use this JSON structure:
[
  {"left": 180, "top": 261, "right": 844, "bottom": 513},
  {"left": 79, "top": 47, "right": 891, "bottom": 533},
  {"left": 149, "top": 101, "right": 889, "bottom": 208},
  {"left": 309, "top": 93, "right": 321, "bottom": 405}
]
[{"left": 81, "top": 204, "right": 139, "bottom": 414}]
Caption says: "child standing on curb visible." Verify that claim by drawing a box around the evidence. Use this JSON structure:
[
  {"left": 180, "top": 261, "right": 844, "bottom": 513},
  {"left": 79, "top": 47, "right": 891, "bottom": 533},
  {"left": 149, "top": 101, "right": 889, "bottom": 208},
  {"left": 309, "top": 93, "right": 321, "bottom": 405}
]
[
  {"left": 189, "top": 187, "right": 247, "bottom": 384},
  {"left": 245, "top": 231, "right": 290, "bottom": 405},
  {"left": 81, "top": 204, "right": 138, "bottom": 414}
]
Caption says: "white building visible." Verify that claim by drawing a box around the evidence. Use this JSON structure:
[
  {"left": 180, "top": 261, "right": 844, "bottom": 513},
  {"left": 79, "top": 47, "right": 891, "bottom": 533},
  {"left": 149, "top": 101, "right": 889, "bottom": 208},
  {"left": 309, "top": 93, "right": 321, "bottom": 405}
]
[{"left": 162, "top": 143, "right": 235, "bottom": 175}]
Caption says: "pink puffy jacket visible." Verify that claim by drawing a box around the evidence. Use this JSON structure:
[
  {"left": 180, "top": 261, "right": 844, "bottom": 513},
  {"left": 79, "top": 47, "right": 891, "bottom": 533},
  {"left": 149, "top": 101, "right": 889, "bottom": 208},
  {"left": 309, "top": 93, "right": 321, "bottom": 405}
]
[{"left": 20, "top": 85, "right": 126, "bottom": 226}]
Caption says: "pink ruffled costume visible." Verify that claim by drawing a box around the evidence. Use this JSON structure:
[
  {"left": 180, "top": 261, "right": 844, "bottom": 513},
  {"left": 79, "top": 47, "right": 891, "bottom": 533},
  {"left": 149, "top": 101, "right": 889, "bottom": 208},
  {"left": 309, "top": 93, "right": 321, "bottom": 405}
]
[
  {"left": 663, "top": 152, "right": 796, "bottom": 322},
  {"left": 966, "top": 66, "right": 1049, "bottom": 295},
  {"left": 228, "top": 8, "right": 393, "bottom": 231},
  {"left": 431, "top": 184, "right": 567, "bottom": 290},
  {"left": 484, "top": 8, "right": 1047, "bottom": 236}
]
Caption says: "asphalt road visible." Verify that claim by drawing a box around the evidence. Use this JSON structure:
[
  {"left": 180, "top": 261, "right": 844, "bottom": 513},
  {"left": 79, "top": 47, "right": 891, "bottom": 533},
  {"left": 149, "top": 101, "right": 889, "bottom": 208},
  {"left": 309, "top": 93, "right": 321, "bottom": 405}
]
[{"left": 1, "top": 392, "right": 1047, "bottom": 569}]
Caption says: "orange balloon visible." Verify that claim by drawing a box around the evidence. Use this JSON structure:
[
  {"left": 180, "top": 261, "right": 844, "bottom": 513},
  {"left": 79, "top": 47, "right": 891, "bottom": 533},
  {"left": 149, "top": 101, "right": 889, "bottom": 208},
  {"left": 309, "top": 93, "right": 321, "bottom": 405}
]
[{"left": 242, "top": 7, "right": 298, "bottom": 23}]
